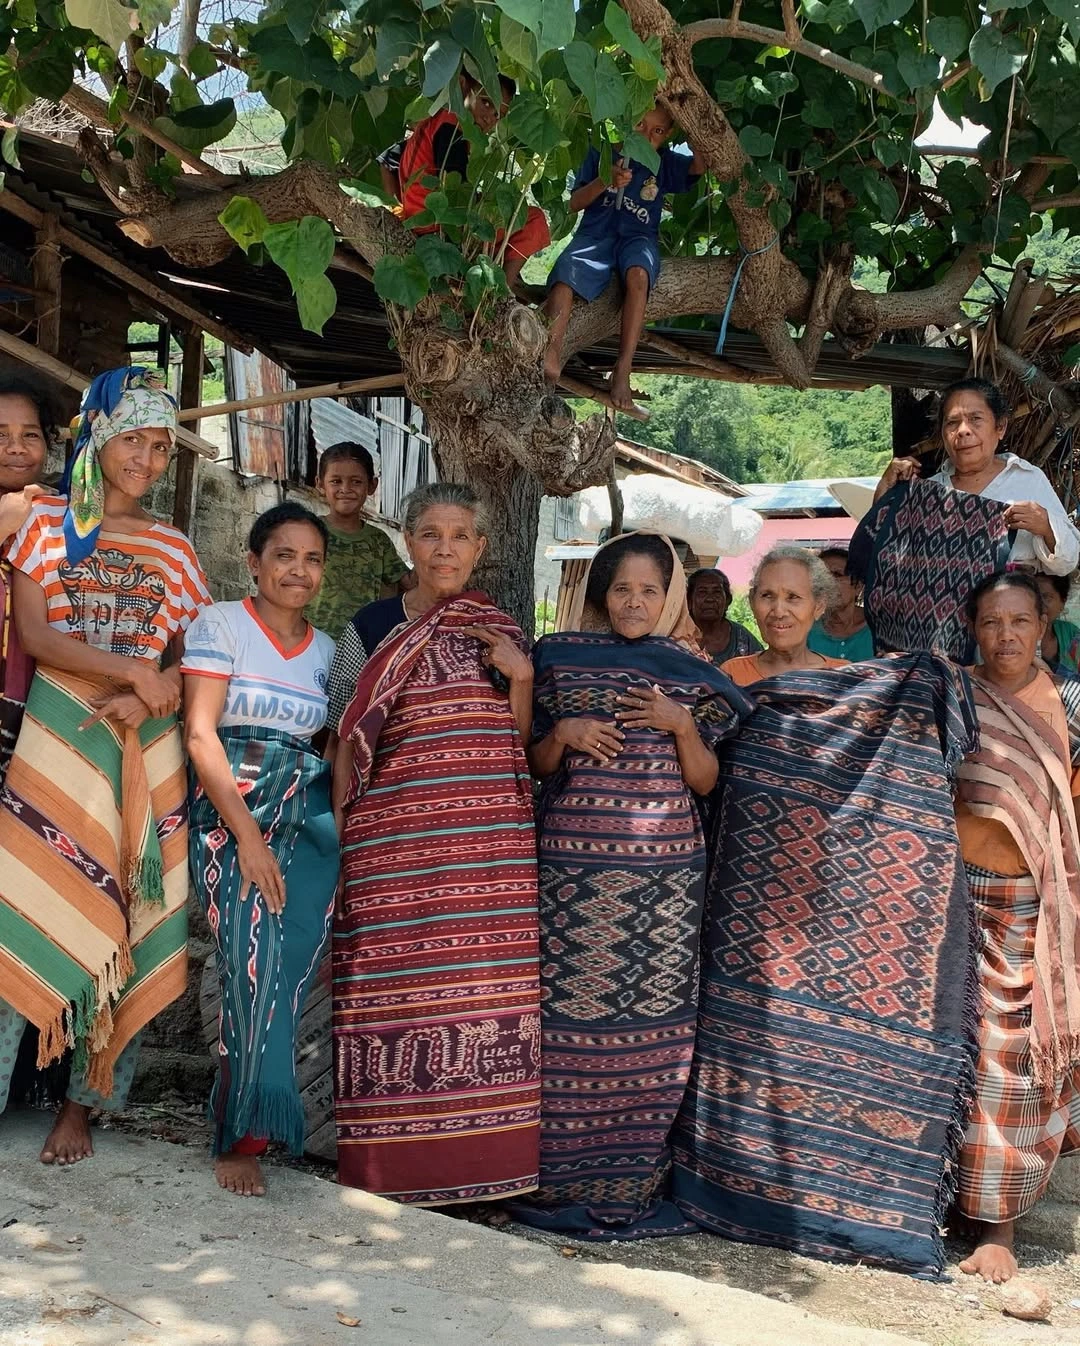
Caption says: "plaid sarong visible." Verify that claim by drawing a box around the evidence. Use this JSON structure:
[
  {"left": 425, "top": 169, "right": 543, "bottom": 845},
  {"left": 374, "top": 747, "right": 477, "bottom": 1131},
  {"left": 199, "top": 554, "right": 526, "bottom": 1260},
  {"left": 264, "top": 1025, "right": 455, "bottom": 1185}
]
[
  {"left": 958, "top": 866, "right": 1080, "bottom": 1223},
  {"left": 0, "top": 666, "right": 188, "bottom": 1094},
  {"left": 958, "top": 679, "right": 1080, "bottom": 1086},
  {"left": 849, "top": 477, "right": 1010, "bottom": 664}
]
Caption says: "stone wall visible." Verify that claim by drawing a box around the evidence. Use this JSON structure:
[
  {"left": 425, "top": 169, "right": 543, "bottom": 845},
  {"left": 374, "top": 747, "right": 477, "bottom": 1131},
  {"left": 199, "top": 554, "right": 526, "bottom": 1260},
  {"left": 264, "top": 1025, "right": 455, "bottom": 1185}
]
[{"left": 534, "top": 495, "right": 562, "bottom": 607}]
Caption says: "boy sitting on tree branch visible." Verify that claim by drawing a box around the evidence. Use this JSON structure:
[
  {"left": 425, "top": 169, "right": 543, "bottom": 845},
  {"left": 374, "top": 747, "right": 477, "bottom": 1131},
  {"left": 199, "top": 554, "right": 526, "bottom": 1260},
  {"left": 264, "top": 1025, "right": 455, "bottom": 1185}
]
[
  {"left": 543, "top": 107, "right": 704, "bottom": 411},
  {"left": 381, "top": 72, "right": 550, "bottom": 288}
]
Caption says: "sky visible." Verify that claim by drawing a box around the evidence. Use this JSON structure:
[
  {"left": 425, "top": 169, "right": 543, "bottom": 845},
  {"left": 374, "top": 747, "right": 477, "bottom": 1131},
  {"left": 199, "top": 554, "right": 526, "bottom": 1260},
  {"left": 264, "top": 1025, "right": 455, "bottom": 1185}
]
[{"left": 916, "top": 103, "right": 987, "bottom": 149}]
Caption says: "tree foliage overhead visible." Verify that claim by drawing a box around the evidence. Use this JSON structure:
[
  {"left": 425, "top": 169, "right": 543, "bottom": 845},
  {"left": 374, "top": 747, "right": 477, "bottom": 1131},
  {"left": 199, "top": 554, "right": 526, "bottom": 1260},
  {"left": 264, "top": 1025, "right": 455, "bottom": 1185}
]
[
  {"left": 3, "top": 0, "right": 1080, "bottom": 623},
  {"left": 4, "top": 0, "right": 1079, "bottom": 356}
]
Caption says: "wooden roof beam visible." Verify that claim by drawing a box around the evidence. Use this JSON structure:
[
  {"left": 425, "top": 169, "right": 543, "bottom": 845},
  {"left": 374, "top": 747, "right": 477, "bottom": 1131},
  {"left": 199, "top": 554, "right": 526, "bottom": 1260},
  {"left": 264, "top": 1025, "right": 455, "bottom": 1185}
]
[
  {"left": 0, "top": 187, "right": 253, "bottom": 353},
  {"left": 0, "top": 327, "right": 218, "bottom": 459}
]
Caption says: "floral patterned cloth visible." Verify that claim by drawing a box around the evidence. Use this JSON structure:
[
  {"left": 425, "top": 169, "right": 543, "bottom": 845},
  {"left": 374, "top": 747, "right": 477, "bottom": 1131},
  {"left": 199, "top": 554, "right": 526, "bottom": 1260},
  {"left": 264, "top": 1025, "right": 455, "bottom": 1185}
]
[{"left": 64, "top": 367, "right": 178, "bottom": 565}]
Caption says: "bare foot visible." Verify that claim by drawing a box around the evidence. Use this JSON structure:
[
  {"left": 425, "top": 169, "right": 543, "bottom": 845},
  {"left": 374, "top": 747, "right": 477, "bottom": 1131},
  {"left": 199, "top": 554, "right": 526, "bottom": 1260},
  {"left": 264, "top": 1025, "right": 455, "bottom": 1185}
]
[
  {"left": 215, "top": 1153, "right": 266, "bottom": 1198},
  {"left": 543, "top": 346, "right": 563, "bottom": 387},
  {"left": 609, "top": 361, "right": 635, "bottom": 411},
  {"left": 959, "top": 1221, "right": 1018, "bottom": 1283},
  {"left": 39, "top": 1100, "right": 94, "bottom": 1166}
]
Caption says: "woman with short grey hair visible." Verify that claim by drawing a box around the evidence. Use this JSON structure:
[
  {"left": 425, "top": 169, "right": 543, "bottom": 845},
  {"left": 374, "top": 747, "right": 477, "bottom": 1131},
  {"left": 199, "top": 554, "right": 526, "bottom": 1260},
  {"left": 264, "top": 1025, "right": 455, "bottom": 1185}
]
[
  {"left": 326, "top": 482, "right": 484, "bottom": 732},
  {"left": 330, "top": 479, "right": 541, "bottom": 1206},
  {"left": 721, "top": 545, "right": 846, "bottom": 686}
]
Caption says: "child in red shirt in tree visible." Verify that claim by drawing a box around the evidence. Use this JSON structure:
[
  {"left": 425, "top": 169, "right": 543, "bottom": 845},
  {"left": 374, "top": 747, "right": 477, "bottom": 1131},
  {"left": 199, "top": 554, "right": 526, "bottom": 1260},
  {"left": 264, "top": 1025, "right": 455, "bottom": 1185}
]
[
  {"left": 543, "top": 107, "right": 704, "bottom": 410},
  {"left": 392, "top": 73, "right": 550, "bottom": 287}
]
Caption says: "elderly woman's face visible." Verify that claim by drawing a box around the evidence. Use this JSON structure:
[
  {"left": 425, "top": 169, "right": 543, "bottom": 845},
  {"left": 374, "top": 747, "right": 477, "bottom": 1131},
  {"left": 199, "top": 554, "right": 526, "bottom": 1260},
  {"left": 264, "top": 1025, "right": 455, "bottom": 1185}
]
[
  {"left": 941, "top": 390, "right": 1006, "bottom": 478},
  {"left": 751, "top": 560, "right": 825, "bottom": 653},
  {"left": 689, "top": 572, "right": 730, "bottom": 625},
  {"left": 973, "top": 584, "right": 1045, "bottom": 684},
  {"left": 821, "top": 554, "right": 858, "bottom": 610},
  {"left": 605, "top": 553, "right": 667, "bottom": 638},
  {"left": 405, "top": 504, "right": 486, "bottom": 596}
]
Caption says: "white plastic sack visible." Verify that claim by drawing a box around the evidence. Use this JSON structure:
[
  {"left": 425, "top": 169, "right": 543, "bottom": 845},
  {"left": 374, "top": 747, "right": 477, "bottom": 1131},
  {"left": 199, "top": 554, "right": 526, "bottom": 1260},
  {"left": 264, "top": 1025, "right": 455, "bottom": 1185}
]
[{"left": 577, "top": 473, "right": 762, "bottom": 557}]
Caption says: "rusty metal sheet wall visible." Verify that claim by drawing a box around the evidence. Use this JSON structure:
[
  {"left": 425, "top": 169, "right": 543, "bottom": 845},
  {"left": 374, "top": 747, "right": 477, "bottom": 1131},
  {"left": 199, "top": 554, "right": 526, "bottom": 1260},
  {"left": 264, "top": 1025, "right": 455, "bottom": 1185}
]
[{"left": 225, "top": 347, "right": 291, "bottom": 478}]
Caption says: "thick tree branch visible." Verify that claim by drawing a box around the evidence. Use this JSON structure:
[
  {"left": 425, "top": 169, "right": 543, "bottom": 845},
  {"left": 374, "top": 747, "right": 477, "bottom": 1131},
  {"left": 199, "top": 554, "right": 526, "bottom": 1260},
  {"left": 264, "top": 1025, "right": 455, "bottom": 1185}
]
[
  {"left": 682, "top": 16, "right": 888, "bottom": 92},
  {"left": 110, "top": 159, "right": 410, "bottom": 270},
  {"left": 622, "top": 0, "right": 819, "bottom": 385}
]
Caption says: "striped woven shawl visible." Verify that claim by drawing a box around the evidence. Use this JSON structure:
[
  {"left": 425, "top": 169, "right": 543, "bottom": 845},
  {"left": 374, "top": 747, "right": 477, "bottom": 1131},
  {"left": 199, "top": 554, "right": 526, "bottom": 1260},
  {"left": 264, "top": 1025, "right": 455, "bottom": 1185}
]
[
  {"left": 957, "top": 676, "right": 1080, "bottom": 1086},
  {"left": 0, "top": 666, "right": 188, "bottom": 1093}
]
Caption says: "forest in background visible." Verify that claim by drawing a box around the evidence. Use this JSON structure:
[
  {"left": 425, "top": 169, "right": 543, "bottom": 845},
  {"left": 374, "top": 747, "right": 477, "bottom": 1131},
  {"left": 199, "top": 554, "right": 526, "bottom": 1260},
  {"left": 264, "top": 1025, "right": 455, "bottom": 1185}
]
[{"left": 606, "top": 221, "right": 1080, "bottom": 486}]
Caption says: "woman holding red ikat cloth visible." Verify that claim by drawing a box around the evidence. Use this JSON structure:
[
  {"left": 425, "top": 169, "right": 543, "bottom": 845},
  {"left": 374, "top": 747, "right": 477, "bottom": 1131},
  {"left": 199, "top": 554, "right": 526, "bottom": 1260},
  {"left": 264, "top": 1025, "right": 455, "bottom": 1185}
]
[{"left": 331, "top": 482, "right": 542, "bottom": 1207}]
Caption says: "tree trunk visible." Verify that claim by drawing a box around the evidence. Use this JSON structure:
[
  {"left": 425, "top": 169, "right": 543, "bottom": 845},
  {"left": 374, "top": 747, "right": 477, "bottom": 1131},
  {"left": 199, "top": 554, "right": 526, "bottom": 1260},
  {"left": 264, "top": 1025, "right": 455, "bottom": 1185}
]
[
  {"left": 432, "top": 431, "right": 542, "bottom": 637},
  {"left": 395, "top": 303, "right": 616, "bottom": 638}
]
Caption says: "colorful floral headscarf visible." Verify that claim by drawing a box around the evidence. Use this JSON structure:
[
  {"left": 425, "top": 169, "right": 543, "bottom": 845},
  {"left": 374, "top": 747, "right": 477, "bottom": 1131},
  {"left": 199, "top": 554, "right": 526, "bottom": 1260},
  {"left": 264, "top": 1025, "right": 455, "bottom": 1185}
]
[{"left": 61, "top": 366, "right": 177, "bottom": 564}]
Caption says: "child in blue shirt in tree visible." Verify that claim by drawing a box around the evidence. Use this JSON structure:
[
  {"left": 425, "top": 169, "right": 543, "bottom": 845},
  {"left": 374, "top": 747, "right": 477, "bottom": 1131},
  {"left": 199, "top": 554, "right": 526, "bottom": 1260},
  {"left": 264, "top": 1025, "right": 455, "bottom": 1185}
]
[{"left": 543, "top": 107, "right": 704, "bottom": 410}]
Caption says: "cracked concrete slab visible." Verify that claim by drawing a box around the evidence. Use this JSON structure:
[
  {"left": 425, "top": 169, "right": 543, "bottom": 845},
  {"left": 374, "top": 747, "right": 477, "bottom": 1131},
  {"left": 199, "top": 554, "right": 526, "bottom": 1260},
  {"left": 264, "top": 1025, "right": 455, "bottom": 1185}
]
[{"left": 0, "top": 1114, "right": 927, "bottom": 1346}]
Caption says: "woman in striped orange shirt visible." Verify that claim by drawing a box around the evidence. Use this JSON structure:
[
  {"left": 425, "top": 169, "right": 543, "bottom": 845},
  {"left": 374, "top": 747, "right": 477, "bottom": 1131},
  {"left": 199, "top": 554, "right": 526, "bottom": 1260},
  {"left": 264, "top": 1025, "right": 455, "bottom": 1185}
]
[{"left": 0, "top": 366, "right": 210, "bottom": 1168}]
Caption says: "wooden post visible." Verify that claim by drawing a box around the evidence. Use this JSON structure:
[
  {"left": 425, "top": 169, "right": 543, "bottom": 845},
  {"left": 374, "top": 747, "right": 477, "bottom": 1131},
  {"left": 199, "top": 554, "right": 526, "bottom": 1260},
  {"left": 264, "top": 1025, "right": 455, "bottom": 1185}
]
[
  {"left": 606, "top": 464, "right": 624, "bottom": 537},
  {"left": 32, "top": 215, "right": 62, "bottom": 356},
  {"left": 174, "top": 327, "right": 204, "bottom": 536}
]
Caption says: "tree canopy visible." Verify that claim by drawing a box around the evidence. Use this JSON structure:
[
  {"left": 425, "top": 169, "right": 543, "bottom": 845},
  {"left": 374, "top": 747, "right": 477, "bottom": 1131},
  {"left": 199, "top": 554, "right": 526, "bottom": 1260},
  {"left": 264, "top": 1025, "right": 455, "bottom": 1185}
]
[
  {"left": 3, "top": 0, "right": 1080, "bottom": 623},
  {"left": 5, "top": 0, "right": 1079, "bottom": 356}
]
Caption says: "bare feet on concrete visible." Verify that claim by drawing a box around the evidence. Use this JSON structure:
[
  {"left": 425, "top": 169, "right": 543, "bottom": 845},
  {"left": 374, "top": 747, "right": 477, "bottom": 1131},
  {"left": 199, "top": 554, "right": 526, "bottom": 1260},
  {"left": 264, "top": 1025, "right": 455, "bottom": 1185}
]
[
  {"left": 39, "top": 1099, "right": 94, "bottom": 1166},
  {"left": 215, "top": 1152, "right": 267, "bottom": 1198}
]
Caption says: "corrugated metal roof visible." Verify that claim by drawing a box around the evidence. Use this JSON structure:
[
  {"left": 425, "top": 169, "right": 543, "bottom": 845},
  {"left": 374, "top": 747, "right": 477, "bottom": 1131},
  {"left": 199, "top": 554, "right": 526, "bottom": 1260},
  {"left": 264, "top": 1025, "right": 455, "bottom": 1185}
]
[
  {"left": 310, "top": 398, "right": 379, "bottom": 457},
  {"left": 739, "top": 477, "right": 879, "bottom": 515}
]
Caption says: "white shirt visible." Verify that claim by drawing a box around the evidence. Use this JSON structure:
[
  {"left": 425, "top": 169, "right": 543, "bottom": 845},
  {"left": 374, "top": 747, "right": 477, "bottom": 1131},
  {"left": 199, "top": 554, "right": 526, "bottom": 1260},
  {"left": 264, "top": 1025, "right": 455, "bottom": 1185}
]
[
  {"left": 930, "top": 453, "right": 1080, "bottom": 575},
  {"left": 181, "top": 598, "right": 336, "bottom": 737}
]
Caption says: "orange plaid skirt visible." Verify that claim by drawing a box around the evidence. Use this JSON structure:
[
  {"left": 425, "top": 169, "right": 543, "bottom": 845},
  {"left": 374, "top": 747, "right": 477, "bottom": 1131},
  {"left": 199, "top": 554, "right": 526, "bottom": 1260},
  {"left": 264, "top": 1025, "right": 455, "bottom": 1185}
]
[{"left": 957, "top": 867, "right": 1080, "bottom": 1224}]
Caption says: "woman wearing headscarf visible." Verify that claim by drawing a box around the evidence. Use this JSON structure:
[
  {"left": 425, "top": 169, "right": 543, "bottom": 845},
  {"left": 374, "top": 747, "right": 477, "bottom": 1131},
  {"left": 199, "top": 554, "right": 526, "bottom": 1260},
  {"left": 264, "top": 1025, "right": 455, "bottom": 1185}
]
[
  {"left": 0, "top": 366, "right": 210, "bottom": 1166},
  {"left": 332, "top": 482, "right": 541, "bottom": 1207},
  {"left": 954, "top": 571, "right": 1080, "bottom": 1284},
  {"left": 513, "top": 531, "right": 752, "bottom": 1239}
]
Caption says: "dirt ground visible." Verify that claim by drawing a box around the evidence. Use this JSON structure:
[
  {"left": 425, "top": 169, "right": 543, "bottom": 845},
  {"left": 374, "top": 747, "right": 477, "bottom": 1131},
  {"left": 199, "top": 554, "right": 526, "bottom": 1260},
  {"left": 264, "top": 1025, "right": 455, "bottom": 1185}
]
[{"left": 74, "top": 1100, "right": 1080, "bottom": 1346}]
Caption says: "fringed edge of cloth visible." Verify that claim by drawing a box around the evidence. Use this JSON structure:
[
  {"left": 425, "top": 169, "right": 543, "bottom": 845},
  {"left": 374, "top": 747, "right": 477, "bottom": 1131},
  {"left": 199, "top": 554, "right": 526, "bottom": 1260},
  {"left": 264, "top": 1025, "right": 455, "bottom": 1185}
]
[
  {"left": 929, "top": 868, "right": 983, "bottom": 1273},
  {"left": 210, "top": 1084, "right": 306, "bottom": 1158}
]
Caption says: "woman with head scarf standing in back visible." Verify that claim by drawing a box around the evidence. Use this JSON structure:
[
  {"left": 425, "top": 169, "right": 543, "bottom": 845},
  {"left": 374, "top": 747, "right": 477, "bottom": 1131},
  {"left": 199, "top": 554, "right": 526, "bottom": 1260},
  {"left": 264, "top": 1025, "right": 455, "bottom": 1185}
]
[
  {"left": 0, "top": 366, "right": 210, "bottom": 1166},
  {"left": 513, "top": 531, "right": 751, "bottom": 1240}
]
